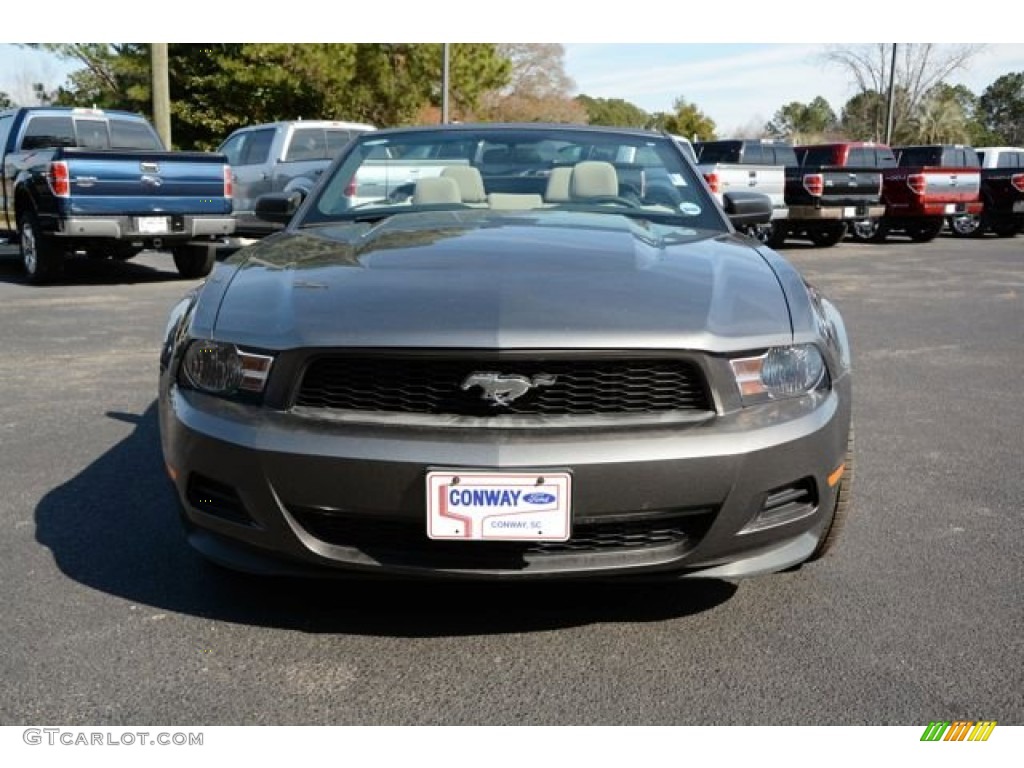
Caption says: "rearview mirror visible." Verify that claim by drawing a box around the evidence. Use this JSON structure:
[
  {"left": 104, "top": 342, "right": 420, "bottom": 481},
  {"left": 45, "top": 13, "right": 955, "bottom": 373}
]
[
  {"left": 255, "top": 192, "right": 302, "bottom": 224},
  {"left": 722, "top": 191, "right": 772, "bottom": 228}
]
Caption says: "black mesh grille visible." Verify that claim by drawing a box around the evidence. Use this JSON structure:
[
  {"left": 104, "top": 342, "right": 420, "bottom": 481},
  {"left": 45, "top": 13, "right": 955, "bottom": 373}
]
[
  {"left": 294, "top": 356, "right": 712, "bottom": 417},
  {"left": 288, "top": 506, "right": 714, "bottom": 569}
]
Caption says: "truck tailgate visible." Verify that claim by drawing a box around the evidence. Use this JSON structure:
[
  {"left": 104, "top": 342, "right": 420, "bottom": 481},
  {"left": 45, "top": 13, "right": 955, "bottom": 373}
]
[
  {"left": 885, "top": 167, "right": 981, "bottom": 203},
  {"left": 61, "top": 149, "right": 231, "bottom": 215},
  {"left": 787, "top": 167, "right": 882, "bottom": 206}
]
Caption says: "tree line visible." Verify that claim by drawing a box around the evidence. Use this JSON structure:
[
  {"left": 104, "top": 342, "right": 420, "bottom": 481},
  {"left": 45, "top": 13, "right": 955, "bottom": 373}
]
[
  {"left": 4, "top": 43, "right": 1021, "bottom": 149},
  {"left": 5, "top": 43, "right": 718, "bottom": 147}
]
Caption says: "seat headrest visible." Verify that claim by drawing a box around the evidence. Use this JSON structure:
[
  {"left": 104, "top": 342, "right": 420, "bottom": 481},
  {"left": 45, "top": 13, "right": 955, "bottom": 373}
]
[
  {"left": 544, "top": 166, "right": 573, "bottom": 202},
  {"left": 412, "top": 176, "right": 462, "bottom": 205},
  {"left": 570, "top": 161, "right": 619, "bottom": 199},
  {"left": 441, "top": 166, "right": 486, "bottom": 203}
]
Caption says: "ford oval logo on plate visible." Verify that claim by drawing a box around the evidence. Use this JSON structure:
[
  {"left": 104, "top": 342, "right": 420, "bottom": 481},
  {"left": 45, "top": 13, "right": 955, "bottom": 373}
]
[{"left": 524, "top": 492, "right": 556, "bottom": 504}]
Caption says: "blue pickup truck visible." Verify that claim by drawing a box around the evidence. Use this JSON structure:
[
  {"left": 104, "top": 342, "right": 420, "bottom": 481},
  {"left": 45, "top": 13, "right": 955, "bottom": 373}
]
[{"left": 0, "top": 106, "right": 235, "bottom": 283}]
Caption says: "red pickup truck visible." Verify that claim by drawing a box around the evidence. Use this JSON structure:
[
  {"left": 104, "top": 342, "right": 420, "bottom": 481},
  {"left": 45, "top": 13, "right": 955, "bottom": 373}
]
[{"left": 853, "top": 144, "right": 982, "bottom": 243}]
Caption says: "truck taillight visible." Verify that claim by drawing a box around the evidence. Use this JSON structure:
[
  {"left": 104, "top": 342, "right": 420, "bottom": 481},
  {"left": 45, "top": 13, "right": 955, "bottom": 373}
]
[
  {"left": 907, "top": 174, "right": 927, "bottom": 196},
  {"left": 803, "top": 173, "right": 824, "bottom": 197},
  {"left": 1012, "top": 173, "right": 1024, "bottom": 194},
  {"left": 703, "top": 172, "right": 720, "bottom": 194},
  {"left": 344, "top": 179, "right": 357, "bottom": 198},
  {"left": 223, "top": 165, "right": 233, "bottom": 199},
  {"left": 49, "top": 161, "right": 70, "bottom": 198}
]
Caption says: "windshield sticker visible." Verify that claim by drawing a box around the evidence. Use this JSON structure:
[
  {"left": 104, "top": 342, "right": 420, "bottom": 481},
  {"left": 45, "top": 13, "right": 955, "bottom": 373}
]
[
  {"left": 669, "top": 173, "right": 688, "bottom": 186},
  {"left": 679, "top": 202, "right": 702, "bottom": 216}
]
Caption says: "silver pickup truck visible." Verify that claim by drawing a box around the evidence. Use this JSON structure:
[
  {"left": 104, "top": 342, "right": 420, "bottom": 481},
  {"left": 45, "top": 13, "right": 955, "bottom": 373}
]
[
  {"left": 218, "top": 119, "right": 375, "bottom": 236},
  {"left": 695, "top": 139, "right": 789, "bottom": 242}
]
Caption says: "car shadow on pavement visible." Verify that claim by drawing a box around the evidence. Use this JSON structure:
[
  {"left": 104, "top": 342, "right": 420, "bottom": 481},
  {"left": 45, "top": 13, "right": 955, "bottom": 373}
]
[
  {"left": 0, "top": 251, "right": 183, "bottom": 286},
  {"left": 35, "top": 402, "right": 737, "bottom": 637}
]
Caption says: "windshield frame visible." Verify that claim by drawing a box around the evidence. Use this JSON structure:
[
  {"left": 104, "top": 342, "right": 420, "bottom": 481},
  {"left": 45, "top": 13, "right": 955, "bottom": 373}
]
[{"left": 293, "top": 125, "right": 730, "bottom": 234}]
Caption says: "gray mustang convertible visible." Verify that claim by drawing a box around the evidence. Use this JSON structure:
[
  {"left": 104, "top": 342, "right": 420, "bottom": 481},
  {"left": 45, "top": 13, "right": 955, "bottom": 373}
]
[{"left": 158, "top": 123, "right": 852, "bottom": 580}]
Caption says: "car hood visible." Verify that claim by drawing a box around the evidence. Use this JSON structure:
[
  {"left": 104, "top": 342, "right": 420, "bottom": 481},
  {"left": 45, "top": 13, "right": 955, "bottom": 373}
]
[{"left": 210, "top": 210, "right": 793, "bottom": 352}]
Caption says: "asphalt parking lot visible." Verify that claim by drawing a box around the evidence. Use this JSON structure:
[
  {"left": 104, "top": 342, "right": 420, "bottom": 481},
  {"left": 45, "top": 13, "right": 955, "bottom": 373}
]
[{"left": 0, "top": 234, "right": 1021, "bottom": 725}]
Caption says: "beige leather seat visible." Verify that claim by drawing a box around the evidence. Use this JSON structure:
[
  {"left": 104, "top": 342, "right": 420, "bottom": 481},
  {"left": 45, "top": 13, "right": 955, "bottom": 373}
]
[
  {"left": 412, "top": 176, "right": 462, "bottom": 205},
  {"left": 544, "top": 166, "right": 573, "bottom": 203},
  {"left": 570, "top": 161, "right": 619, "bottom": 200},
  {"left": 441, "top": 166, "right": 487, "bottom": 203}
]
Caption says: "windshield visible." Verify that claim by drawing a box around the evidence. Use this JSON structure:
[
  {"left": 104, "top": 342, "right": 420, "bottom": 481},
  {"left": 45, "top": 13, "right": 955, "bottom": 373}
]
[{"left": 301, "top": 126, "right": 726, "bottom": 231}]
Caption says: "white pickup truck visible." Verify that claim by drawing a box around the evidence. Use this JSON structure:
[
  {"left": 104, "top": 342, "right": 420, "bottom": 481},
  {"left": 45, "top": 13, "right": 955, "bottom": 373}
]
[
  {"left": 218, "top": 119, "right": 376, "bottom": 236},
  {"left": 694, "top": 139, "right": 789, "bottom": 241}
]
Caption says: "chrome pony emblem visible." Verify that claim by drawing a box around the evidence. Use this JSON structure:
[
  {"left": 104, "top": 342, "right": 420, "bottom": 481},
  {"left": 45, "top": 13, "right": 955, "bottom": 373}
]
[{"left": 461, "top": 372, "right": 557, "bottom": 407}]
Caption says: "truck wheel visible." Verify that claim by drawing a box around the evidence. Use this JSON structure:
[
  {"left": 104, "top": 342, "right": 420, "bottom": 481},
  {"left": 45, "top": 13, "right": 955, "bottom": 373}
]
[
  {"left": 172, "top": 244, "right": 216, "bottom": 279},
  {"left": 850, "top": 218, "right": 887, "bottom": 243},
  {"left": 744, "top": 223, "right": 776, "bottom": 246},
  {"left": 766, "top": 224, "right": 788, "bottom": 249},
  {"left": 948, "top": 214, "right": 984, "bottom": 238},
  {"left": 906, "top": 218, "right": 944, "bottom": 243},
  {"left": 991, "top": 219, "right": 1019, "bottom": 238},
  {"left": 808, "top": 223, "right": 847, "bottom": 248},
  {"left": 18, "top": 210, "right": 64, "bottom": 284}
]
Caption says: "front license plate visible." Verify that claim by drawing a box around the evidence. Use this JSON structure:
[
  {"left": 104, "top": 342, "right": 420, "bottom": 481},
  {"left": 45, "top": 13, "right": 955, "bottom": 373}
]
[
  {"left": 426, "top": 471, "right": 571, "bottom": 541},
  {"left": 137, "top": 216, "right": 169, "bottom": 234}
]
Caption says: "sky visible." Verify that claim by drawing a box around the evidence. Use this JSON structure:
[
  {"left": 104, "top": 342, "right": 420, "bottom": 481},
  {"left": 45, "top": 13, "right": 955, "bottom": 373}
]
[
  {"left": 563, "top": 43, "right": 1024, "bottom": 134},
  {"left": 2, "top": 3, "right": 1021, "bottom": 136}
]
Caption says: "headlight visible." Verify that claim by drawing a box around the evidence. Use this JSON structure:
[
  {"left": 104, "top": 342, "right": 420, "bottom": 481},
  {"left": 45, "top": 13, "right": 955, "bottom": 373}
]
[
  {"left": 730, "top": 344, "right": 827, "bottom": 404},
  {"left": 180, "top": 340, "right": 274, "bottom": 396}
]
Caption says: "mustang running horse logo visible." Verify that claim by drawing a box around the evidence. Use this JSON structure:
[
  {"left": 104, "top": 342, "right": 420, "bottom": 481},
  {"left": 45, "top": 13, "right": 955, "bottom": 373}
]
[{"left": 461, "top": 372, "right": 557, "bottom": 406}]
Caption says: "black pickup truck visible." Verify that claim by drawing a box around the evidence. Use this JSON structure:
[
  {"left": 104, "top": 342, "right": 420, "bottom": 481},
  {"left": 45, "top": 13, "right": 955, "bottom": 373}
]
[
  {"left": 949, "top": 146, "right": 1024, "bottom": 238},
  {"left": 0, "top": 106, "right": 234, "bottom": 283},
  {"left": 775, "top": 142, "right": 886, "bottom": 247},
  {"left": 694, "top": 139, "right": 884, "bottom": 247}
]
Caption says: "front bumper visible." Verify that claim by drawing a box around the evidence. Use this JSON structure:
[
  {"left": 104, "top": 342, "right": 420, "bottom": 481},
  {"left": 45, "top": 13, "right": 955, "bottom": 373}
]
[{"left": 160, "top": 379, "right": 851, "bottom": 580}]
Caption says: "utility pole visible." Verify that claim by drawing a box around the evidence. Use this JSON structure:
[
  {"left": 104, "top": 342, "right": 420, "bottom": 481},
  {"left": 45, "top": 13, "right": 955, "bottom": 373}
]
[
  {"left": 885, "top": 43, "right": 897, "bottom": 145},
  {"left": 151, "top": 43, "right": 172, "bottom": 148},
  {"left": 442, "top": 43, "right": 450, "bottom": 124}
]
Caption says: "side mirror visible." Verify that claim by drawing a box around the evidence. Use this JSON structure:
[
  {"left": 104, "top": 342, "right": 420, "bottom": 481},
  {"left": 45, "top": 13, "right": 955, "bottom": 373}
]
[
  {"left": 722, "top": 191, "right": 772, "bottom": 228},
  {"left": 255, "top": 192, "right": 301, "bottom": 224}
]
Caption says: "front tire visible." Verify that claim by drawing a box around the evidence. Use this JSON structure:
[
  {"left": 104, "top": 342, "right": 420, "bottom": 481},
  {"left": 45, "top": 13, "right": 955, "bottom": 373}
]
[
  {"left": 172, "top": 244, "right": 216, "bottom": 279},
  {"left": 18, "top": 210, "right": 64, "bottom": 284}
]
